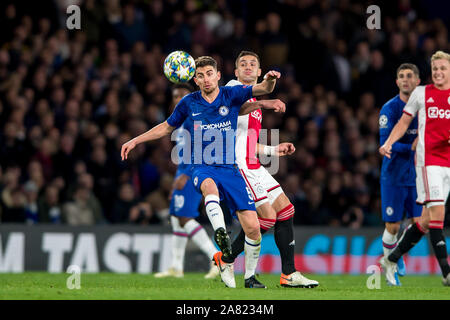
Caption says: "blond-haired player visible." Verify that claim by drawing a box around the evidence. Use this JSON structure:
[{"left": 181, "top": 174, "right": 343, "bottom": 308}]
[{"left": 380, "top": 51, "right": 450, "bottom": 286}]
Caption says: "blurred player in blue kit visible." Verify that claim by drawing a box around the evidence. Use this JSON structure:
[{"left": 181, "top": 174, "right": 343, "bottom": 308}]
[
  {"left": 378, "top": 63, "right": 423, "bottom": 285},
  {"left": 154, "top": 83, "right": 219, "bottom": 279},
  {"left": 121, "top": 56, "right": 285, "bottom": 288}
]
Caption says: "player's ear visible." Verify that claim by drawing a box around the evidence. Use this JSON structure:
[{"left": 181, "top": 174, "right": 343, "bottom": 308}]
[
  {"left": 395, "top": 78, "right": 400, "bottom": 88},
  {"left": 217, "top": 70, "right": 221, "bottom": 80},
  {"left": 193, "top": 76, "right": 199, "bottom": 86},
  {"left": 234, "top": 69, "right": 239, "bottom": 78},
  {"left": 257, "top": 68, "right": 261, "bottom": 77},
  {"left": 416, "top": 78, "right": 421, "bottom": 85}
]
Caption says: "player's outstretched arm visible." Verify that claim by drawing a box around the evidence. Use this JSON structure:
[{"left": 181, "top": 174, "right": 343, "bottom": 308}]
[
  {"left": 121, "top": 121, "right": 175, "bottom": 160},
  {"left": 239, "top": 99, "right": 286, "bottom": 115},
  {"left": 256, "top": 142, "right": 295, "bottom": 157},
  {"left": 252, "top": 71, "right": 280, "bottom": 96},
  {"left": 379, "top": 113, "right": 413, "bottom": 158}
]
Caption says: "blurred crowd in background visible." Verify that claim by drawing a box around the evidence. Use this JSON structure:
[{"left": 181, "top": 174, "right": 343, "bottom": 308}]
[{"left": 0, "top": 0, "right": 449, "bottom": 227}]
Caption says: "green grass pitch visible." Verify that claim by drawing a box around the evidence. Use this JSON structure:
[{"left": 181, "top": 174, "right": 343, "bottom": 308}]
[{"left": 0, "top": 272, "right": 448, "bottom": 300}]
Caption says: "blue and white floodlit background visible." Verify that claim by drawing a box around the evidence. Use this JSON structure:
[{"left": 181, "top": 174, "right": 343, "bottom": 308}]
[{"left": 0, "top": 0, "right": 449, "bottom": 275}]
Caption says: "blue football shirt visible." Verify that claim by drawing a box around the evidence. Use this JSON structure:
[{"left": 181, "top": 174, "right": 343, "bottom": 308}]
[
  {"left": 167, "top": 85, "right": 253, "bottom": 166},
  {"left": 379, "top": 95, "right": 418, "bottom": 186}
]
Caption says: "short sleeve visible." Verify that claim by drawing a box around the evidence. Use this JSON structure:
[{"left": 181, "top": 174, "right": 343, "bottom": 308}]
[
  {"left": 167, "top": 96, "right": 189, "bottom": 128},
  {"left": 403, "top": 86, "right": 424, "bottom": 117},
  {"left": 226, "top": 84, "right": 253, "bottom": 107}
]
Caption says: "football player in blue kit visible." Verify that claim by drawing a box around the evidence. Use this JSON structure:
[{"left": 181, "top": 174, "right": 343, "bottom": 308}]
[
  {"left": 154, "top": 83, "right": 219, "bottom": 280},
  {"left": 121, "top": 56, "right": 285, "bottom": 288},
  {"left": 378, "top": 63, "right": 423, "bottom": 285}
]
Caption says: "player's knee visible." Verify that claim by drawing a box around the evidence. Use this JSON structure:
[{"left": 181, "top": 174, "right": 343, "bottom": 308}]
[
  {"left": 418, "top": 219, "right": 430, "bottom": 232},
  {"left": 385, "top": 222, "right": 400, "bottom": 234},
  {"left": 244, "top": 221, "right": 261, "bottom": 240},
  {"left": 256, "top": 202, "right": 276, "bottom": 220},
  {"left": 200, "top": 178, "right": 218, "bottom": 196},
  {"left": 178, "top": 217, "right": 191, "bottom": 227}
]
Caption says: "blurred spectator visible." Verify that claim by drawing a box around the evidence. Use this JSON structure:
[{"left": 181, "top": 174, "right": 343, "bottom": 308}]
[
  {"left": 62, "top": 184, "right": 100, "bottom": 226},
  {"left": 112, "top": 183, "right": 158, "bottom": 224},
  {"left": 145, "top": 173, "right": 173, "bottom": 222},
  {"left": 296, "top": 184, "right": 330, "bottom": 225},
  {"left": 0, "top": 0, "right": 449, "bottom": 227},
  {"left": 23, "top": 180, "right": 39, "bottom": 224},
  {"left": 37, "top": 185, "right": 62, "bottom": 224}
]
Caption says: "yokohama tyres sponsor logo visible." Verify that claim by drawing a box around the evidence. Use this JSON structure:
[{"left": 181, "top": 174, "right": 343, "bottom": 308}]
[
  {"left": 198, "top": 120, "right": 232, "bottom": 131},
  {"left": 428, "top": 107, "right": 450, "bottom": 119}
]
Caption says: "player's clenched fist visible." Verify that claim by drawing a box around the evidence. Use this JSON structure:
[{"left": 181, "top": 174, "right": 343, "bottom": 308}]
[
  {"left": 276, "top": 143, "right": 295, "bottom": 156},
  {"left": 379, "top": 144, "right": 392, "bottom": 159},
  {"left": 121, "top": 139, "right": 137, "bottom": 160},
  {"left": 260, "top": 99, "right": 286, "bottom": 113},
  {"left": 263, "top": 70, "right": 281, "bottom": 81}
]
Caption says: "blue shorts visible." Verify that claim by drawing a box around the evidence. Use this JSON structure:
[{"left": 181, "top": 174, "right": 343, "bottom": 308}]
[
  {"left": 169, "top": 173, "right": 203, "bottom": 218},
  {"left": 381, "top": 184, "right": 422, "bottom": 222},
  {"left": 191, "top": 165, "right": 256, "bottom": 218}
]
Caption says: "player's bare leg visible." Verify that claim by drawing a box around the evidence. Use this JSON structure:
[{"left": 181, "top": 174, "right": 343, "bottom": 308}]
[{"left": 237, "top": 209, "right": 265, "bottom": 288}]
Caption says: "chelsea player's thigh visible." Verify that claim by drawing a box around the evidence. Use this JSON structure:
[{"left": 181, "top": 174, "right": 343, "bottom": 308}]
[
  {"left": 191, "top": 165, "right": 256, "bottom": 219},
  {"left": 381, "top": 183, "right": 410, "bottom": 222},
  {"left": 404, "top": 186, "right": 423, "bottom": 219}
]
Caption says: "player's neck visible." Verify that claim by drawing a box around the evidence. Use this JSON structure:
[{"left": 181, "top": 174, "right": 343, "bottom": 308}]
[
  {"left": 434, "top": 82, "right": 450, "bottom": 91},
  {"left": 201, "top": 87, "right": 220, "bottom": 103},
  {"left": 237, "top": 78, "right": 257, "bottom": 86},
  {"left": 399, "top": 92, "right": 410, "bottom": 103}
]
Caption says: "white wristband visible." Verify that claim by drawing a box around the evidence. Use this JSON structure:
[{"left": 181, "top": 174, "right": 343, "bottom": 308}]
[{"left": 263, "top": 145, "right": 276, "bottom": 156}]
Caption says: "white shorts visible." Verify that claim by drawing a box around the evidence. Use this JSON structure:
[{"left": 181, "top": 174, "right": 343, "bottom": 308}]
[
  {"left": 238, "top": 165, "right": 284, "bottom": 208},
  {"left": 415, "top": 165, "right": 450, "bottom": 208}
]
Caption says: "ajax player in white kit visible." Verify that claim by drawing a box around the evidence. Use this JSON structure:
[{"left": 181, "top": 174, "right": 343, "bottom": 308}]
[
  {"left": 221, "top": 51, "right": 318, "bottom": 288},
  {"left": 379, "top": 51, "right": 450, "bottom": 286}
]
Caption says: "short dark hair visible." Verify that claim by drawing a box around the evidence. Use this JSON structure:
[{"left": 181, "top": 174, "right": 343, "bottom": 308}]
[
  {"left": 194, "top": 56, "right": 217, "bottom": 71},
  {"left": 396, "top": 63, "right": 420, "bottom": 77},
  {"left": 172, "top": 83, "right": 194, "bottom": 93},
  {"left": 235, "top": 51, "right": 260, "bottom": 68}
]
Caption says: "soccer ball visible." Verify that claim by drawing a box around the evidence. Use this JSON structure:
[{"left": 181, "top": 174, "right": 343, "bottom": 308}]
[{"left": 163, "top": 51, "right": 196, "bottom": 83}]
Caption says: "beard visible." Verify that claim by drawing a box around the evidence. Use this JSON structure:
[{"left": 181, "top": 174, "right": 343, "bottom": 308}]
[{"left": 203, "top": 85, "right": 216, "bottom": 94}]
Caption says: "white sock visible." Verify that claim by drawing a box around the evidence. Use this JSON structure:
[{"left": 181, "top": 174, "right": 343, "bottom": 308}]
[
  {"left": 170, "top": 216, "right": 188, "bottom": 271},
  {"left": 184, "top": 219, "right": 217, "bottom": 260},
  {"left": 204, "top": 194, "right": 226, "bottom": 231},
  {"left": 382, "top": 228, "right": 398, "bottom": 258},
  {"left": 244, "top": 235, "right": 261, "bottom": 279}
]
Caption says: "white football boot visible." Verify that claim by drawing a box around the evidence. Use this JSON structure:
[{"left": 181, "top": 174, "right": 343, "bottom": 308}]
[
  {"left": 280, "top": 271, "right": 319, "bottom": 288},
  {"left": 154, "top": 268, "right": 184, "bottom": 278},
  {"left": 379, "top": 257, "right": 401, "bottom": 286},
  {"left": 442, "top": 273, "right": 450, "bottom": 286},
  {"left": 204, "top": 260, "right": 220, "bottom": 279},
  {"left": 213, "top": 252, "right": 236, "bottom": 288}
]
